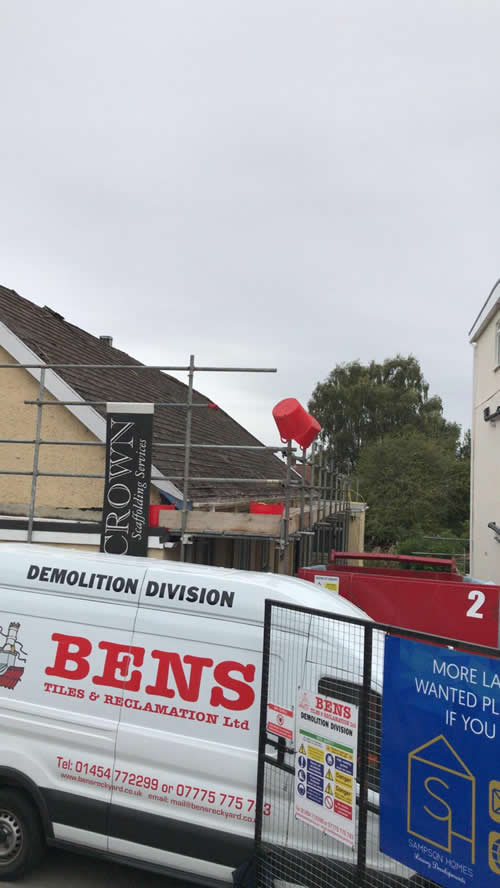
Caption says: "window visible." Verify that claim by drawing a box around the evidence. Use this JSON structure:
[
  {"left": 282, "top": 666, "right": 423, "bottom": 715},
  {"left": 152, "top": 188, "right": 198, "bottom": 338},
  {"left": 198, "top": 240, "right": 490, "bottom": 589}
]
[{"left": 318, "top": 676, "right": 381, "bottom": 792}]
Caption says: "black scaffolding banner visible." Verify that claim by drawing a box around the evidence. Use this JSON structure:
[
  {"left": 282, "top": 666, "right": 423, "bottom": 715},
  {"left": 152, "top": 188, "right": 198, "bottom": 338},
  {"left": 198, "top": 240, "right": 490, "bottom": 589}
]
[{"left": 100, "top": 404, "right": 154, "bottom": 557}]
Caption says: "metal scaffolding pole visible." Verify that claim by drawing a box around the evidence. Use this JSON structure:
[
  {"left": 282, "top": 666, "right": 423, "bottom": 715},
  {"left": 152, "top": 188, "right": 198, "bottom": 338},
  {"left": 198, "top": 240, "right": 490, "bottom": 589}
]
[
  {"left": 316, "top": 449, "right": 323, "bottom": 560},
  {"left": 0, "top": 470, "right": 291, "bottom": 483},
  {"left": 0, "top": 440, "right": 289, "bottom": 452},
  {"left": 180, "top": 354, "right": 195, "bottom": 562},
  {"left": 280, "top": 440, "right": 293, "bottom": 565},
  {"left": 299, "top": 446, "right": 306, "bottom": 568},
  {"left": 0, "top": 363, "right": 277, "bottom": 373},
  {"left": 27, "top": 369, "right": 45, "bottom": 543}
]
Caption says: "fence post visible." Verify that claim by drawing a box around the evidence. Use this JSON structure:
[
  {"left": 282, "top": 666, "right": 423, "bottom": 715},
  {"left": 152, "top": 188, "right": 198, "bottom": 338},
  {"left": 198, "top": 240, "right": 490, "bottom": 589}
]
[
  {"left": 255, "top": 600, "right": 273, "bottom": 881},
  {"left": 27, "top": 368, "right": 46, "bottom": 544},
  {"left": 356, "top": 623, "right": 373, "bottom": 886}
]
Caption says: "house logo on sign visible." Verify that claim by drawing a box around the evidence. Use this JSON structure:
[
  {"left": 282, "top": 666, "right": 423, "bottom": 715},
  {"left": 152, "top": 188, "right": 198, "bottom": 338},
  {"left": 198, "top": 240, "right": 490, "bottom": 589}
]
[
  {"left": 408, "top": 734, "right": 476, "bottom": 863},
  {"left": 0, "top": 622, "right": 27, "bottom": 690}
]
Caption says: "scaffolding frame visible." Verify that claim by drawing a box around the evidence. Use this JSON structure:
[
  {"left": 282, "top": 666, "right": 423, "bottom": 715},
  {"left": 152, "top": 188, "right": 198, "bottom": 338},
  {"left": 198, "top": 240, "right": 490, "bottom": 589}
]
[{"left": 0, "top": 357, "right": 353, "bottom": 567}]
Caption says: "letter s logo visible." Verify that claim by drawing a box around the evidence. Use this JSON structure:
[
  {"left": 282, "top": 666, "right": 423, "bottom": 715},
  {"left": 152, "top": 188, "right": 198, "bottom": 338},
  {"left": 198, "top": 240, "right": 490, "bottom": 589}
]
[
  {"left": 424, "top": 776, "right": 451, "bottom": 823},
  {"left": 210, "top": 661, "right": 256, "bottom": 711}
]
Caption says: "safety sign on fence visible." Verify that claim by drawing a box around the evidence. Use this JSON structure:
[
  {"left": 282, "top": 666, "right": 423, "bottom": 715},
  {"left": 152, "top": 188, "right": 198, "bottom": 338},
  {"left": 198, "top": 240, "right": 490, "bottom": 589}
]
[
  {"left": 380, "top": 635, "right": 500, "bottom": 887},
  {"left": 294, "top": 687, "right": 358, "bottom": 848},
  {"left": 266, "top": 701, "right": 294, "bottom": 741}
]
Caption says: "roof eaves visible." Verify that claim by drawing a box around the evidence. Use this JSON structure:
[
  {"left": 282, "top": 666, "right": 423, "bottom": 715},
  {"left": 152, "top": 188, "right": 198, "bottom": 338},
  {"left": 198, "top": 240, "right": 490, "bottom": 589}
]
[
  {"left": 0, "top": 320, "right": 184, "bottom": 501},
  {"left": 469, "top": 279, "right": 500, "bottom": 342}
]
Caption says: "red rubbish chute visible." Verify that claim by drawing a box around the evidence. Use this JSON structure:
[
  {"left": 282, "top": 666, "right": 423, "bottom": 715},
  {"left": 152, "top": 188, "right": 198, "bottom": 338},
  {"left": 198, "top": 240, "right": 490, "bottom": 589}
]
[{"left": 272, "top": 398, "right": 321, "bottom": 449}]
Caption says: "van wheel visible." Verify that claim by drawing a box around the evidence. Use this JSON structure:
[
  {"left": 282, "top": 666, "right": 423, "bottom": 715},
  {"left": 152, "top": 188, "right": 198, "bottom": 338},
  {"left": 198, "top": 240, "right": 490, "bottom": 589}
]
[{"left": 0, "top": 789, "right": 45, "bottom": 880}]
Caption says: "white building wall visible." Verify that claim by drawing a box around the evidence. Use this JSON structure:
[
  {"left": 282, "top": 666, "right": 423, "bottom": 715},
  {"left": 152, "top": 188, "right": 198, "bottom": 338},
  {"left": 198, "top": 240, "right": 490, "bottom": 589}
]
[{"left": 471, "top": 308, "right": 500, "bottom": 581}]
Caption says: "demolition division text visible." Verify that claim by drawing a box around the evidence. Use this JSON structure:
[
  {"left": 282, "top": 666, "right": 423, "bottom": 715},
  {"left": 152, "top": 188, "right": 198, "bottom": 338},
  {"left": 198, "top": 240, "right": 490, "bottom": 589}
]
[{"left": 26, "top": 565, "right": 234, "bottom": 607}]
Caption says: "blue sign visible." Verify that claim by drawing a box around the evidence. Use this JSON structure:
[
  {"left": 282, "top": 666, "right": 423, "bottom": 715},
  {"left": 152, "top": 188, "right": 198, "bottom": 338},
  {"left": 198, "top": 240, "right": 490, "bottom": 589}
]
[
  {"left": 380, "top": 635, "right": 500, "bottom": 887},
  {"left": 306, "top": 786, "right": 323, "bottom": 805},
  {"left": 307, "top": 759, "right": 323, "bottom": 776},
  {"left": 306, "top": 773, "right": 324, "bottom": 791},
  {"left": 335, "top": 755, "right": 353, "bottom": 776}
]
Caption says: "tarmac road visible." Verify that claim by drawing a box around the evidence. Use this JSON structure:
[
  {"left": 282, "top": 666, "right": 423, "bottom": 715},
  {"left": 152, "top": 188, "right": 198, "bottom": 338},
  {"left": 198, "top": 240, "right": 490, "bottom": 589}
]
[{"left": 0, "top": 847, "right": 192, "bottom": 887}]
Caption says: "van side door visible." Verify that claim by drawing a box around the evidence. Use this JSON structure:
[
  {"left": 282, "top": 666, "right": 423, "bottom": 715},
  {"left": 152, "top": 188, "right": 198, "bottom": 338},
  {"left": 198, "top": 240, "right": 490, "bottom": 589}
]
[{"left": 107, "top": 603, "right": 264, "bottom": 883}]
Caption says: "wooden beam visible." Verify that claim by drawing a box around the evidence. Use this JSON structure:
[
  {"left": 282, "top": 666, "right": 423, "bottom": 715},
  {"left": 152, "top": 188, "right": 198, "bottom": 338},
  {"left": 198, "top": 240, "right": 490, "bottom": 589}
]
[
  {"left": 157, "top": 502, "right": 359, "bottom": 537},
  {"left": 158, "top": 510, "right": 282, "bottom": 535}
]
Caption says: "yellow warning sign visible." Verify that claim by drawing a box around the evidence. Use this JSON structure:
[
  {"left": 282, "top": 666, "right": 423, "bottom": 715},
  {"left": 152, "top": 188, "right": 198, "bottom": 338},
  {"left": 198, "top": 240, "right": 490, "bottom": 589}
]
[
  {"left": 325, "top": 783, "right": 333, "bottom": 795},
  {"left": 335, "top": 784, "right": 353, "bottom": 804},
  {"left": 307, "top": 746, "right": 325, "bottom": 764},
  {"left": 325, "top": 769, "right": 333, "bottom": 781},
  {"left": 336, "top": 772, "right": 353, "bottom": 789},
  {"left": 326, "top": 746, "right": 353, "bottom": 762},
  {"left": 299, "top": 744, "right": 306, "bottom": 755}
]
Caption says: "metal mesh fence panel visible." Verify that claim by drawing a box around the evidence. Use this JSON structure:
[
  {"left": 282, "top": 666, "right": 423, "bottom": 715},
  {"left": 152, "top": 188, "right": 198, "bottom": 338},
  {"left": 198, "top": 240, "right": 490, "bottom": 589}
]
[{"left": 255, "top": 602, "right": 438, "bottom": 888}]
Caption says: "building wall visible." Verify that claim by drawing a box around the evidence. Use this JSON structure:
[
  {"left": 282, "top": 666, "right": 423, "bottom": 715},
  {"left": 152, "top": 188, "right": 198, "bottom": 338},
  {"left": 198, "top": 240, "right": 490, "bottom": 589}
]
[
  {"left": 0, "top": 348, "right": 104, "bottom": 514},
  {"left": 0, "top": 349, "right": 160, "bottom": 517},
  {"left": 7, "top": 540, "right": 165, "bottom": 559},
  {"left": 471, "top": 311, "right": 500, "bottom": 582}
]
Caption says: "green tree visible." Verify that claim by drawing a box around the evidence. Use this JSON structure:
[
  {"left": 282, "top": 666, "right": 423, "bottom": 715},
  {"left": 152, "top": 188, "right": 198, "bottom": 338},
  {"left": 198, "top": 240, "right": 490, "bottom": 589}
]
[
  {"left": 357, "top": 429, "right": 462, "bottom": 549},
  {"left": 308, "top": 355, "right": 454, "bottom": 472},
  {"left": 397, "top": 530, "right": 469, "bottom": 573},
  {"left": 445, "top": 428, "right": 471, "bottom": 533}
]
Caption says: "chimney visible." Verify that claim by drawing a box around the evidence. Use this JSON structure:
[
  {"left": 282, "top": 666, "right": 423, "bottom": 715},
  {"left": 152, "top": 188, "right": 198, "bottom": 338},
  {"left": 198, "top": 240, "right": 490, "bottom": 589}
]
[
  {"left": 99, "top": 336, "right": 113, "bottom": 347},
  {"left": 6, "top": 622, "right": 20, "bottom": 648}
]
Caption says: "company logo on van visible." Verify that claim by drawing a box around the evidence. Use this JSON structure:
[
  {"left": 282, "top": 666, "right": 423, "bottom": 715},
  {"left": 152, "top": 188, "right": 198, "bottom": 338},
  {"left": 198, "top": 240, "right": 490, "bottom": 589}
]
[
  {"left": 145, "top": 582, "right": 234, "bottom": 608},
  {"left": 45, "top": 633, "right": 256, "bottom": 713},
  {"left": 0, "top": 621, "right": 27, "bottom": 690}
]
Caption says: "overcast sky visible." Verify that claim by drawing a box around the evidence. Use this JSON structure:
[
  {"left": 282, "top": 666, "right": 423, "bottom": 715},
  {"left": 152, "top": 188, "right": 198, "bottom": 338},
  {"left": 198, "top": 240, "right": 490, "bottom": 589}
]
[{"left": 1, "top": 1, "right": 499, "bottom": 444}]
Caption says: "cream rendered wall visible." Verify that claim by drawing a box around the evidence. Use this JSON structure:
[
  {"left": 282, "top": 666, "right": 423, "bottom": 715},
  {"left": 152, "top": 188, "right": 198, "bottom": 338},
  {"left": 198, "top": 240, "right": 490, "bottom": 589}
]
[
  {"left": 0, "top": 348, "right": 160, "bottom": 518},
  {"left": 7, "top": 541, "right": 170, "bottom": 560},
  {"left": 471, "top": 311, "right": 500, "bottom": 582}
]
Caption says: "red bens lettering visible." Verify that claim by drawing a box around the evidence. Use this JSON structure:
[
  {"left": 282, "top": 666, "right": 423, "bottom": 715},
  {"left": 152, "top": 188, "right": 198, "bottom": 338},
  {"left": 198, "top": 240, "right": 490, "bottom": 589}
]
[
  {"left": 45, "top": 633, "right": 92, "bottom": 680},
  {"left": 316, "top": 696, "right": 351, "bottom": 720},
  {"left": 45, "top": 634, "right": 257, "bottom": 712},
  {"left": 210, "top": 661, "right": 256, "bottom": 711},
  {"left": 92, "top": 641, "right": 145, "bottom": 691},
  {"left": 146, "top": 652, "right": 214, "bottom": 701}
]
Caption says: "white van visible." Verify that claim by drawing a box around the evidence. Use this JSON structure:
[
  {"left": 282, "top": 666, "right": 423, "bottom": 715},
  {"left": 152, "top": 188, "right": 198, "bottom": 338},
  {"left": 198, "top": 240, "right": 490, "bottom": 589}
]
[{"left": 0, "top": 543, "right": 410, "bottom": 885}]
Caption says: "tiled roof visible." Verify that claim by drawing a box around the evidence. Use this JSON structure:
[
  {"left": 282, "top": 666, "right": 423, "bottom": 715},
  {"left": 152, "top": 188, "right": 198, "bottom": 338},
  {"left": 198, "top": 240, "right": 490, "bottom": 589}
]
[
  {"left": 0, "top": 286, "right": 288, "bottom": 502},
  {"left": 0, "top": 666, "right": 24, "bottom": 690}
]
